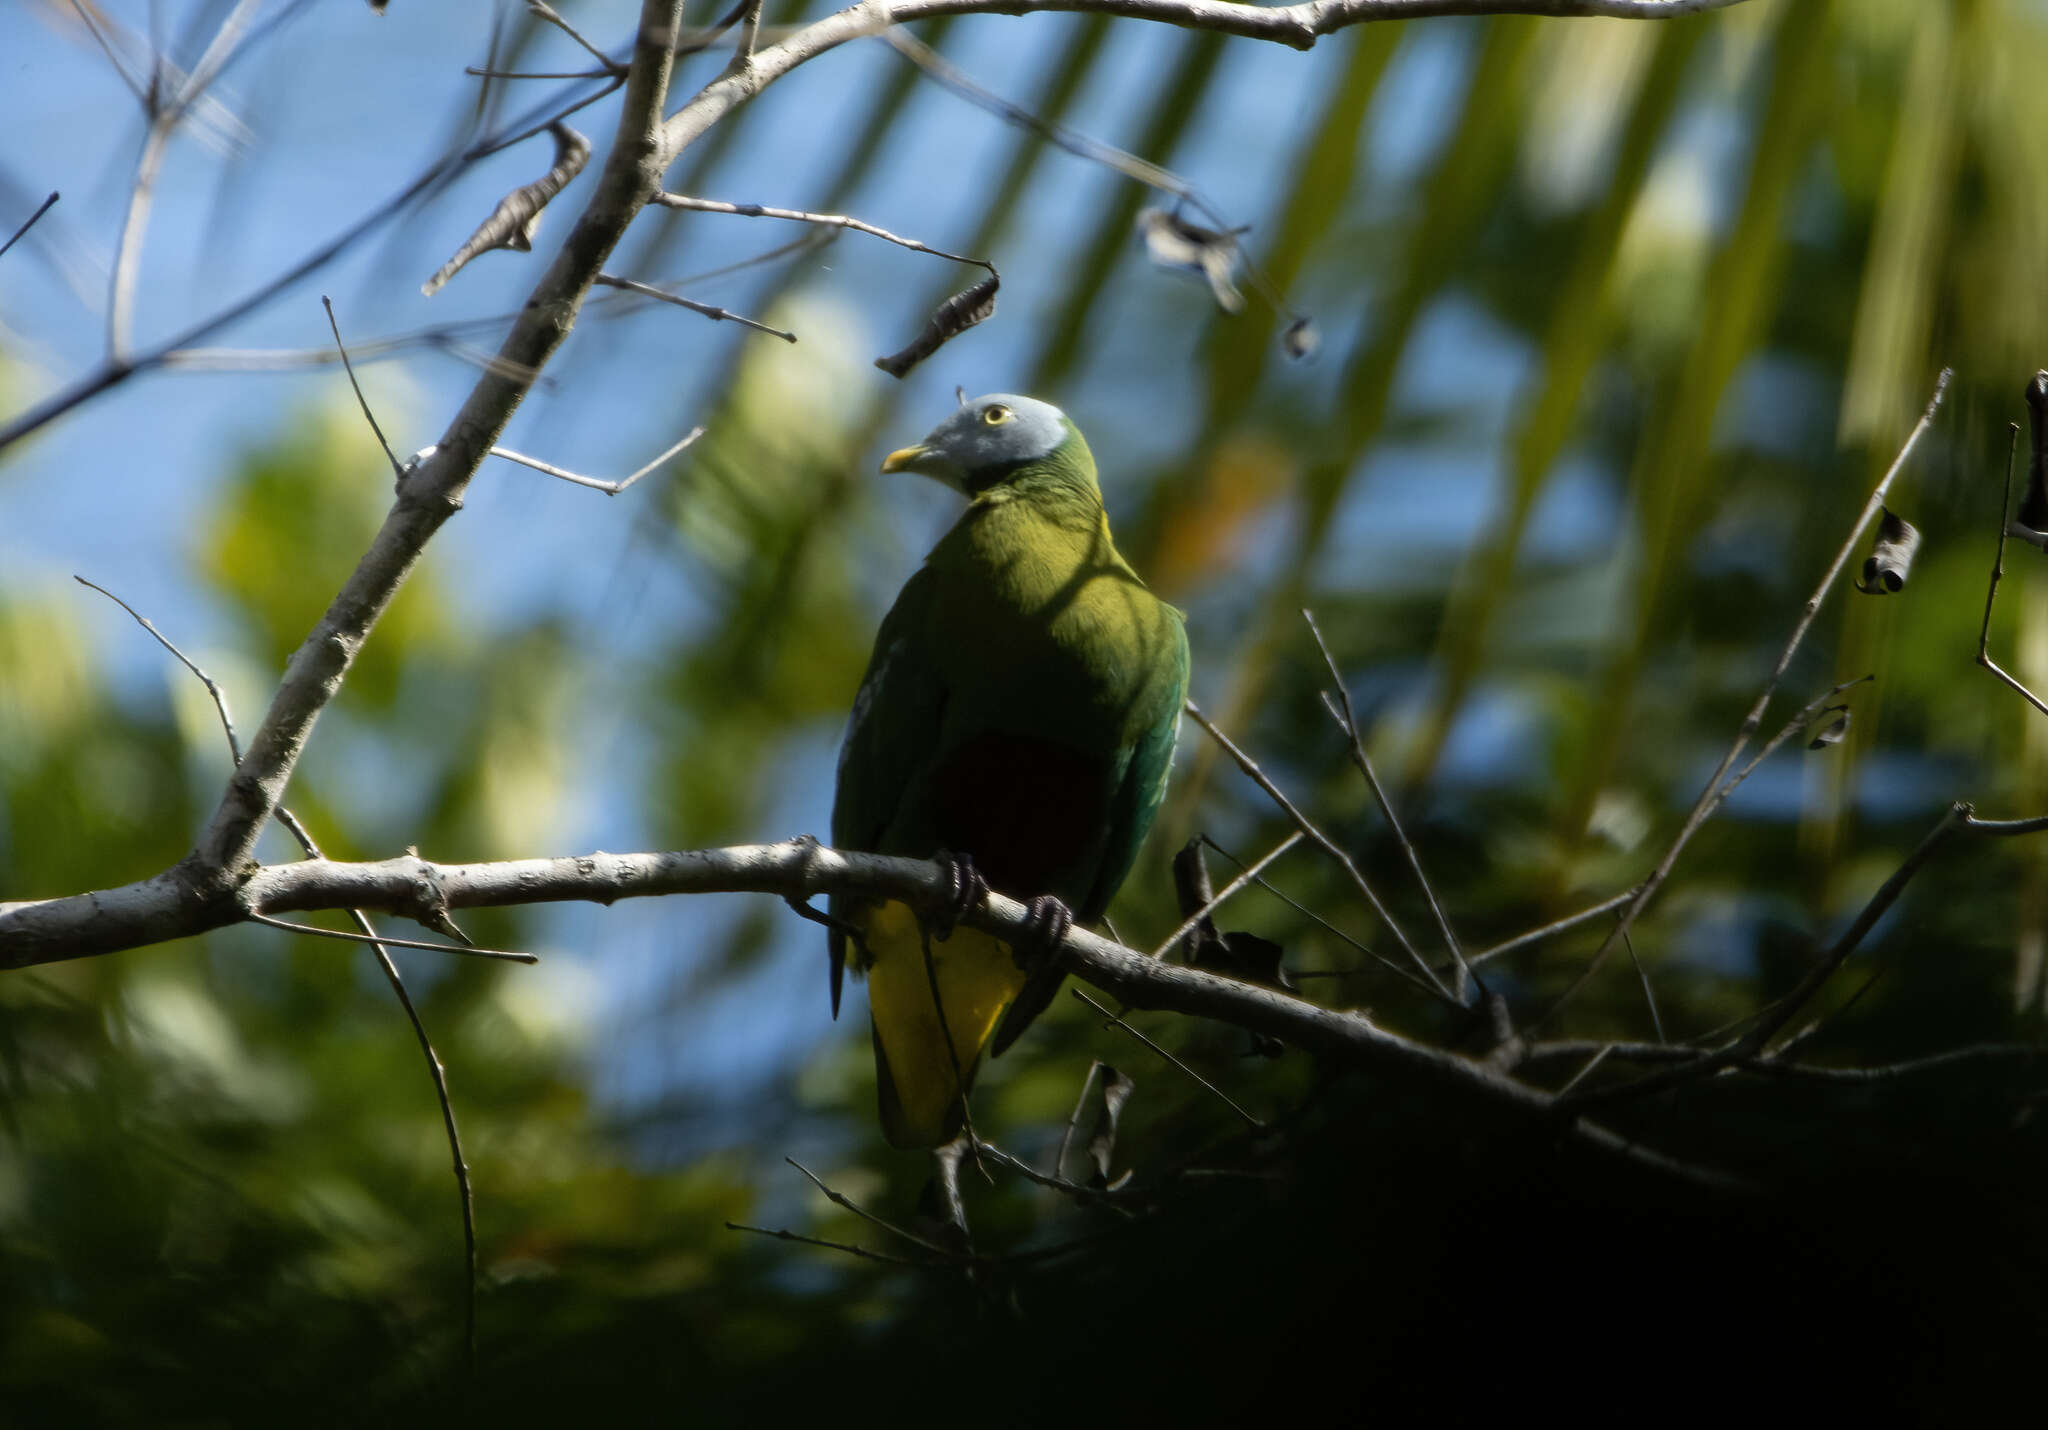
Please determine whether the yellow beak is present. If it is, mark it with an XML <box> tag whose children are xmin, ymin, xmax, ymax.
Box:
<box><xmin>880</xmin><ymin>445</ymin><xmax>926</xmax><ymax>475</ymax></box>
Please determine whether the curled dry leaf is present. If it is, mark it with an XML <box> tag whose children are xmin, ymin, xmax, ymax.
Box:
<box><xmin>873</xmin><ymin>271</ymin><xmax>998</xmax><ymax>378</ymax></box>
<box><xmin>423</xmin><ymin>123</ymin><xmax>591</xmax><ymax>297</ymax></box>
<box><xmin>1085</xmin><ymin>1064</ymin><xmax>1134</xmax><ymax>1189</ymax></box>
<box><xmin>1809</xmin><ymin>705</ymin><xmax>1852</xmax><ymax>749</ymax></box>
<box><xmin>1137</xmin><ymin>207</ymin><xmax>1243</xmax><ymax>314</ymax></box>
<box><xmin>1281</xmin><ymin>315</ymin><xmax>1319</xmax><ymax>361</ymax></box>
<box><xmin>1857</xmin><ymin>508</ymin><xmax>1921</xmax><ymax>594</ymax></box>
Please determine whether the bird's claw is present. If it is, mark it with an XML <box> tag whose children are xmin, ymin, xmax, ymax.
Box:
<box><xmin>928</xmin><ymin>850</ymin><xmax>988</xmax><ymax>941</ymax></box>
<box><xmin>1014</xmin><ymin>895</ymin><xmax>1074</xmax><ymax>972</ymax></box>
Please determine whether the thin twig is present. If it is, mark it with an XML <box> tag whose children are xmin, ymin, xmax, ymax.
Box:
<box><xmin>165</xmin><ymin>236</ymin><xmax>829</xmax><ymax>376</ymax></box>
<box><xmin>467</xmin><ymin>66</ymin><xmax>617</xmax><ymax>80</ymax></box>
<box><xmin>245</xmin><ymin>912</ymin><xmax>537</xmax><ymax>963</ymax></box>
<box><xmin>490</xmin><ymin>425</ymin><xmax>704</xmax><ymax>495</ymax></box>
<box><xmin>1620</xmin><ymin>927</ymin><xmax>1664</xmax><ymax>1044</ymax></box>
<box><xmin>593</xmin><ymin>272</ymin><xmax>796</xmax><ymax>340</ymax></box>
<box><xmin>1535</xmin><ymin>368</ymin><xmax>1951</xmax><ymax>1031</ymax></box>
<box><xmin>970</xmin><ymin>1138</ymin><xmax>1133</xmax><ymax>1207</ymax></box>
<box><xmin>464</xmin><ymin>75</ymin><xmax>623</xmax><ymax>161</ymax></box>
<box><xmin>733</xmin><ymin>0</ymin><xmax>766</xmax><ymax>65</ymax></box>
<box><xmin>527</xmin><ymin>0</ymin><xmax>628</xmax><ymax>73</ymax></box>
<box><xmin>0</xmin><ymin>191</ymin><xmax>58</xmax><ymax>262</ymax></box>
<box><xmin>1185</xmin><ymin>700</ymin><xmax>1450</xmax><ymax>1001</ymax></box>
<box><xmin>322</xmin><ymin>297</ymin><xmax>405</xmax><ymax>481</ymax></box>
<box><xmin>1072</xmin><ymin>988</ymin><xmax>1261</xmax><ymax>1127</ymax></box>
<box><xmin>1055</xmin><ymin>1060</ymin><xmax>1103</xmax><ymax>1182</ymax></box>
<box><xmin>1561</xmin><ymin>802</ymin><xmax>1972</xmax><ymax>1113</ymax></box>
<box><xmin>879</xmin><ymin>27</ymin><xmax>1292</xmax><ymax>318</ymax></box>
<box><xmin>73</xmin><ymin>573</ymin><xmax>483</xmax><ymax>1379</ymax></box>
<box><xmin>652</xmin><ymin>191</ymin><xmax>989</xmax><ymax>271</ymax></box>
<box><xmin>1198</xmin><ymin>835</ymin><xmax>1438</xmax><ymax>995</ymax></box>
<box><xmin>1553</xmin><ymin>1043</ymin><xmax>1616</xmax><ymax>1098</ymax></box>
<box><xmin>1707</xmin><ymin>674</ymin><xmax>1876</xmax><ymax>817</ymax></box>
<box><xmin>1303</xmin><ymin>609</ymin><xmax>1476</xmax><ymax>997</ymax></box>
<box><xmin>785</xmin><ymin>1158</ymin><xmax>954</xmax><ymax>1256</ymax></box>
<box><xmin>108</xmin><ymin>0</ymin><xmax>265</xmax><ymax>361</ymax></box>
<box><xmin>1469</xmin><ymin>889</ymin><xmax>1637</xmax><ymax>967</ymax></box>
<box><xmin>73</xmin><ymin>576</ymin><xmax>242</xmax><ymax>758</ymax></box>
<box><xmin>1149</xmin><ymin>830</ymin><xmax>1304</xmax><ymax>960</ymax></box>
<box><xmin>1977</xmin><ymin>424</ymin><xmax>2048</xmax><ymax>715</ymax></box>
<box><xmin>725</xmin><ymin>1221</ymin><xmax>936</xmax><ymax>1266</ymax></box>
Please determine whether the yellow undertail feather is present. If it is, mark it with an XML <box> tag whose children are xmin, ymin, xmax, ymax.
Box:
<box><xmin>858</xmin><ymin>900</ymin><xmax>1026</xmax><ymax>1148</ymax></box>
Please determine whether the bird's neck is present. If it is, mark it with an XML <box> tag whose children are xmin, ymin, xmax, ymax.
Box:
<box><xmin>936</xmin><ymin>478</ymin><xmax>1131</xmax><ymax>609</ymax></box>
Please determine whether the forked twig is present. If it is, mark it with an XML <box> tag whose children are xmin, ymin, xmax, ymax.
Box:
<box><xmin>490</xmin><ymin>425</ymin><xmax>705</xmax><ymax>495</ymax></box>
<box><xmin>1184</xmin><ymin>700</ymin><xmax>1450</xmax><ymax>1001</ymax></box>
<box><xmin>725</xmin><ymin>1221</ymin><xmax>933</xmax><ymax>1266</ymax></box>
<box><xmin>74</xmin><ymin>573</ymin><xmax>488</xmax><ymax>1378</ymax></box>
<box><xmin>1303</xmin><ymin>609</ymin><xmax>1477</xmax><ymax>998</ymax></box>
<box><xmin>786</xmin><ymin>1158</ymin><xmax>954</xmax><ymax>1257</ymax></box>
<box><xmin>1535</xmin><ymin>369</ymin><xmax>1951</xmax><ymax>1030</ymax></box>
<box><xmin>1149</xmin><ymin>830</ymin><xmax>1304</xmax><ymax>960</ymax></box>
<box><xmin>1073</xmin><ymin>989</ymin><xmax>1261</xmax><ymax>1128</ymax></box>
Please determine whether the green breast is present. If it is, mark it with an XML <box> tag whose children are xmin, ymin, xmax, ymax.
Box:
<box><xmin>928</xmin><ymin>494</ymin><xmax>1183</xmax><ymax>754</ymax></box>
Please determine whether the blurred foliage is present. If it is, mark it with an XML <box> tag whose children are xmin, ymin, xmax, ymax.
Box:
<box><xmin>7</xmin><ymin>0</ymin><xmax>2048</xmax><ymax>1420</ymax></box>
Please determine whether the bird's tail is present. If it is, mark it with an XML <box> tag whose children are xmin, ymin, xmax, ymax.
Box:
<box><xmin>860</xmin><ymin>900</ymin><xmax>1024</xmax><ymax>1148</ymax></box>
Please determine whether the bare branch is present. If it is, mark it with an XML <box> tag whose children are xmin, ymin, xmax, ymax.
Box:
<box><xmin>1533</xmin><ymin>368</ymin><xmax>1951</xmax><ymax>1031</ymax></box>
<box><xmin>1184</xmin><ymin>700</ymin><xmax>1450</xmax><ymax>1001</ymax></box>
<box><xmin>72</xmin><ymin>572</ymin><xmax>483</xmax><ymax>1380</ymax></box>
<box><xmin>1559</xmin><ymin>803</ymin><xmax>1972</xmax><ymax>1113</ymax></box>
<box><xmin>183</xmin><ymin>1</ymin><xmax>691</xmax><ymax>885</ymax></box>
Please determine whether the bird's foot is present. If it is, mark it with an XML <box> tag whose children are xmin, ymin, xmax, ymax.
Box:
<box><xmin>1012</xmin><ymin>895</ymin><xmax>1074</xmax><ymax>972</ymax></box>
<box><xmin>927</xmin><ymin>850</ymin><xmax>989</xmax><ymax>942</ymax></box>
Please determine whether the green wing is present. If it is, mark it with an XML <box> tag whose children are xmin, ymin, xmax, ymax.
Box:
<box><xmin>829</xmin><ymin>565</ymin><xmax>945</xmax><ymax>1016</ymax></box>
<box><xmin>990</xmin><ymin>612</ymin><xmax>1188</xmax><ymax>1057</ymax></box>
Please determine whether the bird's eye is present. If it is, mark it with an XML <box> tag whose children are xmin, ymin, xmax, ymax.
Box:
<box><xmin>981</xmin><ymin>404</ymin><xmax>1013</xmax><ymax>426</ymax></box>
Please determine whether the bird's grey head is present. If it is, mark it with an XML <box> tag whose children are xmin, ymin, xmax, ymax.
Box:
<box><xmin>880</xmin><ymin>393</ymin><xmax>1073</xmax><ymax>494</ymax></box>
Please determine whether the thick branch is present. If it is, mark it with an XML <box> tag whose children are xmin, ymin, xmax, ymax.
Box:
<box><xmin>658</xmin><ymin>0</ymin><xmax>1751</xmax><ymax>162</ymax></box>
<box><xmin>0</xmin><ymin>839</ymin><xmax>1750</xmax><ymax>1190</ymax></box>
